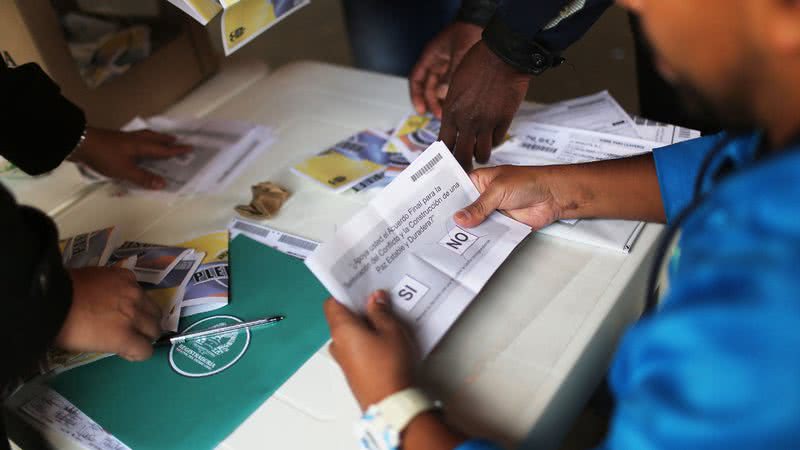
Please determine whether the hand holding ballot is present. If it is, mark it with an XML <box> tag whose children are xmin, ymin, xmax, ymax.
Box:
<box><xmin>56</xmin><ymin>267</ymin><xmax>162</xmax><ymax>362</ymax></box>
<box><xmin>324</xmin><ymin>292</ymin><xmax>417</xmax><ymax>410</ymax></box>
<box><xmin>455</xmin><ymin>165</ymin><xmax>564</xmax><ymax>231</ymax></box>
<box><xmin>306</xmin><ymin>141</ymin><xmax>530</xmax><ymax>355</ymax></box>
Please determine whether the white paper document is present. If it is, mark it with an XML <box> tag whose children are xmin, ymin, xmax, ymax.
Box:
<box><xmin>515</xmin><ymin>91</ymin><xmax>641</xmax><ymax>138</ymax></box>
<box><xmin>493</xmin><ymin>122</ymin><xmax>659</xmax><ymax>167</ymax></box>
<box><xmin>491</xmin><ymin>123</ymin><xmax>659</xmax><ymax>253</ymax></box>
<box><xmin>306</xmin><ymin>142</ymin><xmax>530</xmax><ymax>355</ymax></box>
<box><xmin>121</xmin><ymin>116</ymin><xmax>275</xmax><ymax>196</ymax></box>
<box><xmin>631</xmin><ymin>115</ymin><xmax>702</xmax><ymax>144</ymax></box>
<box><xmin>20</xmin><ymin>388</ymin><xmax>130</xmax><ymax>450</ymax></box>
<box><xmin>229</xmin><ymin>217</ymin><xmax>319</xmax><ymax>260</ymax></box>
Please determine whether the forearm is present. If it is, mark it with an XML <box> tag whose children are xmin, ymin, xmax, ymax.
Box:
<box><xmin>1</xmin><ymin>187</ymin><xmax>72</xmax><ymax>389</ymax></box>
<box><xmin>547</xmin><ymin>153</ymin><xmax>666</xmax><ymax>223</ymax></box>
<box><xmin>0</xmin><ymin>63</ymin><xmax>85</xmax><ymax>175</ymax></box>
<box><xmin>403</xmin><ymin>412</ymin><xmax>467</xmax><ymax>450</ymax></box>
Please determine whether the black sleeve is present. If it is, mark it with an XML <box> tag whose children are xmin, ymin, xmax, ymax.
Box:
<box><xmin>0</xmin><ymin>186</ymin><xmax>72</xmax><ymax>390</ymax></box>
<box><xmin>0</xmin><ymin>62</ymin><xmax>86</xmax><ymax>175</ymax></box>
<box><xmin>455</xmin><ymin>0</ymin><xmax>498</xmax><ymax>26</ymax></box>
<box><xmin>479</xmin><ymin>0</ymin><xmax>613</xmax><ymax>74</ymax></box>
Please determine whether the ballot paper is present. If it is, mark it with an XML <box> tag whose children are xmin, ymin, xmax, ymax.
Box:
<box><xmin>493</xmin><ymin>122</ymin><xmax>659</xmax><ymax>167</ymax></box>
<box><xmin>20</xmin><ymin>388</ymin><xmax>130</xmax><ymax>450</ymax></box>
<box><xmin>386</xmin><ymin>113</ymin><xmax>441</xmax><ymax>163</ymax></box>
<box><xmin>141</xmin><ymin>252</ymin><xmax>204</xmax><ymax>331</ymax></box>
<box><xmin>229</xmin><ymin>217</ymin><xmax>319</xmax><ymax>260</ymax></box>
<box><xmin>292</xmin><ymin>129</ymin><xmax>396</xmax><ymax>193</ymax></box>
<box><xmin>107</xmin><ymin>241</ymin><xmax>194</xmax><ymax>285</ymax></box>
<box><xmin>631</xmin><ymin>115</ymin><xmax>702</xmax><ymax>144</ymax></box>
<box><xmin>221</xmin><ymin>0</ymin><xmax>310</xmax><ymax>55</ymax></box>
<box><xmin>177</xmin><ymin>231</ymin><xmax>230</xmax><ymax>317</ymax></box>
<box><xmin>120</xmin><ymin>116</ymin><xmax>275</xmax><ymax>197</ymax></box>
<box><xmin>491</xmin><ymin>123</ymin><xmax>660</xmax><ymax>253</ymax></box>
<box><xmin>516</xmin><ymin>91</ymin><xmax>641</xmax><ymax>138</ymax></box>
<box><xmin>306</xmin><ymin>142</ymin><xmax>530</xmax><ymax>355</ymax></box>
<box><xmin>60</xmin><ymin>226</ymin><xmax>120</xmax><ymax>269</ymax></box>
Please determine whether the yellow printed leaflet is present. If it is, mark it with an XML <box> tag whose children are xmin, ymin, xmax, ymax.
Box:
<box><xmin>184</xmin><ymin>0</ymin><xmax>222</xmax><ymax>22</ymax></box>
<box><xmin>294</xmin><ymin>150</ymin><xmax>385</xmax><ymax>193</ymax></box>
<box><xmin>222</xmin><ymin>0</ymin><xmax>276</xmax><ymax>55</ymax></box>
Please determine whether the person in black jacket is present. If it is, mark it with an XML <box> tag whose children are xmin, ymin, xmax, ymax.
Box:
<box><xmin>410</xmin><ymin>0</ymin><xmax>613</xmax><ymax>170</ymax></box>
<box><xmin>1</xmin><ymin>58</ymin><xmax>184</xmax><ymax>445</ymax></box>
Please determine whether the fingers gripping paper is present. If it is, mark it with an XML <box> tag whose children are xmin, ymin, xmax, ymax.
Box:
<box><xmin>305</xmin><ymin>142</ymin><xmax>531</xmax><ymax>355</ymax></box>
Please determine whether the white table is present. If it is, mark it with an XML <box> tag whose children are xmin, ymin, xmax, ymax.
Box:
<box><xmin>10</xmin><ymin>61</ymin><xmax>662</xmax><ymax>450</ymax></box>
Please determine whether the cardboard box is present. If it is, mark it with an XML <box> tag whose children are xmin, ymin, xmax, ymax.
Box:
<box><xmin>0</xmin><ymin>0</ymin><xmax>218</xmax><ymax>128</ymax></box>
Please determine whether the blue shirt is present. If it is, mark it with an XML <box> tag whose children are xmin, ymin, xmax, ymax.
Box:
<box><xmin>458</xmin><ymin>132</ymin><xmax>800</xmax><ymax>450</ymax></box>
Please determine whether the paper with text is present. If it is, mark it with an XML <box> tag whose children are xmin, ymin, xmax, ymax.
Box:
<box><xmin>515</xmin><ymin>91</ymin><xmax>641</xmax><ymax>138</ymax></box>
<box><xmin>491</xmin><ymin>123</ymin><xmax>658</xmax><ymax>253</ymax></box>
<box><xmin>306</xmin><ymin>142</ymin><xmax>530</xmax><ymax>355</ymax></box>
<box><xmin>631</xmin><ymin>115</ymin><xmax>702</xmax><ymax>144</ymax></box>
<box><xmin>20</xmin><ymin>388</ymin><xmax>130</xmax><ymax>450</ymax></box>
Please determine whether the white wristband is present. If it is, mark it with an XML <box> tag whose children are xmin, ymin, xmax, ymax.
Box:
<box><xmin>355</xmin><ymin>388</ymin><xmax>437</xmax><ymax>450</ymax></box>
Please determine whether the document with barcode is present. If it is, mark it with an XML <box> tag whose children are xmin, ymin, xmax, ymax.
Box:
<box><xmin>228</xmin><ymin>217</ymin><xmax>319</xmax><ymax>260</ymax></box>
<box><xmin>305</xmin><ymin>142</ymin><xmax>530</xmax><ymax>355</ymax></box>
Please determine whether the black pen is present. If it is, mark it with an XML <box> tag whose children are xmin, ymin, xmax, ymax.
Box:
<box><xmin>155</xmin><ymin>315</ymin><xmax>285</xmax><ymax>346</ymax></box>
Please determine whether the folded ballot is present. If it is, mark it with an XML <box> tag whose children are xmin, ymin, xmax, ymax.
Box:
<box><xmin>305</xmin><ymin>142</ymin><xmax>530</xmax><ymax>355</ymax></box>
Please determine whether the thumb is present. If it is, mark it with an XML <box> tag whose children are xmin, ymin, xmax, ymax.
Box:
<box><xmin>454</xmin><ymin>183</ymin><xmax>505</xmax><ymax>228</ymax></box>
<box><xmin>365</xmin><ymin>291</ymin><xmax>400</xmax><ymax>334</ymax></box>
<box><xmin>126</xmin><ymin>166</ymin><xmax>166</xmax><ymax>190</ymax></box>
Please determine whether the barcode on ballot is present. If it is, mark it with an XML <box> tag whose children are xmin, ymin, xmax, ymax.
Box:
<box><xmin>521</xmin><ymin>142</ymin><xmax>558</xmax><ymax>153</ymax></box>
<box><xmin>410</xmin><ymin>153</ymin><xmax>443</xmax><ymax>182</ymax></box>
<box><xmin>278</xmin><ymin>234</ymin><xmax>318</xmax><ymax>251</ymax></box>
<box><xmin>678</xmin><ymin>127</ymin><xmax>691</xmax><ymax>139</ymax></box>
<box><xmin>233</xmin><ymin>221</ymin><xmax>270</xmax><ymax>238</ymax></box>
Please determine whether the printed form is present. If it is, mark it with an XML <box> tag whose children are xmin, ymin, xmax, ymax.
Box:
<box><xmin>306</xmin><ymin>142</ymin><xmax>530</xmax><ymax>355</ymax></box>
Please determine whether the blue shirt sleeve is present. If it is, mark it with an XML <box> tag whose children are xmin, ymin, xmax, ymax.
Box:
<box><xmin>456</xmin><ymin>439</ymin><xmax>505</xmax><ymax>450</ymax></box>
<box><xmin>652</xmin><ymin>134</ymin><xmax>726</xmax><ymax>223</ymax></box>
<box><xmin>601</xmin><ymin>209</ymin><xmax>800</xmax><ymax>449</ymax></box>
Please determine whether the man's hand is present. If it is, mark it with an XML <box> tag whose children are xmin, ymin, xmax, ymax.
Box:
<box><xmin>324</xmin><ymin>291</ymin><xmax>417</xmax><ymax>410</ymax></box>
<box><xmin>456</xmin><ymin>155</ymin><xmax>669</xmax><ymax>227</ymax></box>
<box><xmin>409</xmin><ymin>22</ymin><xmax>483</xmax><ymax>118</ymax></box>
<box><xmin>56</xmin><ymin>267</ymin><xmax>162</xmax><ymax>361</ymax></box>
<box><xmin>455</xmin><ymin>165</ymin><xmax>563</xmax><ymax>230</ymax></box>
<box><xmin>439</xmin><ymin>41</ymin><xmax>531</xmax><ymax>170</ymax></box>
<box><xmin>68</xmin><ymin>127</ymin><xmax>191</xmax><ymax>190</ymax></box>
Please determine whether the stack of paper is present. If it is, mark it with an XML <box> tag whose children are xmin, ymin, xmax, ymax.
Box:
<box><xmin>116</xmin><ymin>116</ymin><xmax>275</xmax><ymax>197</ymax></box>
<box><xmin>41</xmin><ymin>229</ymin><xmax>234</xmax><ymax>376</ymax></box>
<box><xmin>175</xmin><ymin>231</ymin><xmax>230</xmax><ymax>317</ymax></box>
<box><xmin>486</xmin><ymin>91</ymin><xmax>701</xmax><ymax>252</ymax></box>
<box><xmin>166</xmin><ymin>0</ymin><xmax>309</xmax><ymax>55</ymax></box>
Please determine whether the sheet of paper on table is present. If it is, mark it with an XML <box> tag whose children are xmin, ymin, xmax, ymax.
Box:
<box><xmin>229</xmin><ymin>217</ymin><xmax>319</xmax><ymax>260</ymax></box>
<box><xmin>491</xmin><ymin>122</ymin><xmax>661</xmax><ymax>252</ymax></box>
<box><xmin>114</xmin><ymin>116</ymin><xmax>275</xmax><ymax>197</ymax></box>
<box><xmin>291</xmin><ymin>129</ymin><xmax>396</xmax><ymax>193</ymax></box>
<box><xmin>305</xmin><ymin>141</ymin><xmax>530</xmax><ymax>355</ymax></box>
<box><xmin>515</xmin><ymin>90</ymin><xmax>701</xmax><ymax>145</ymax></box>
<box><xmin>516</xmin><ymin>90</ymin><xmax>641</xmax><ymax>138</ymax></box>
<box><xmin>631</xmin><ymin>114</ymin><xmax>702</xmax><ymax>144</ymax></box>
<box><xmin>19</xmin><ymin>388</ymin><xmax>130</xmax><ymax>450</ymax></box>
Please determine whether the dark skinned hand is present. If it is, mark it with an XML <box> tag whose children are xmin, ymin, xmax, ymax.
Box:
<box><xmin>409</xmin><ymin>22</ymin><xmax>483</xmax><ymax>118</ymax></box>
<box><xmin>439</xmin><ymin>40</ymin><xmax>532</xmax><ymax>170</ymax></box>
